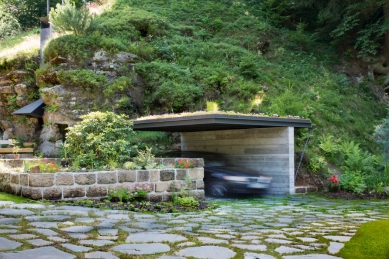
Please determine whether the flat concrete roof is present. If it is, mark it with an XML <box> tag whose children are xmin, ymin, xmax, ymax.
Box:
<box><xmin>133</xmin><ymin>113</ymin><xmax>311</xmax><ymax>132</ymax></box>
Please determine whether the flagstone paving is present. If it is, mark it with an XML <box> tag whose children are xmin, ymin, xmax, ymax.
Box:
<box><xmin>0</xmin><ymin>196</ymin><xmax>387</xmax><ymax>258</ymax></box>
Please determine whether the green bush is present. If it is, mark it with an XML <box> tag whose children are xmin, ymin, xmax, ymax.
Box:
<box><xmin>339</xmin><ymin>219</ymin><xmax>389</xmax><ymax>259</ymax></box>
<box><xmin>0</xmin><ymin>7</ymin><xmax>20</xmax><ymax>40</ymax></box>
<box><xmin>57</xmin><ymin>69</ymin><xmax>107</xmax><ymax>91</ymax></box>
<box><xmin>174</xmin><ymin>196</ymin><xmax>199</xmax><ymax>207</ymax></box>
<box><xmin>155</xmin><ymin>81</ymin><xmax>203</xmax><ymax>112</ymax></box>
<box><xmin>339</xmin><ymin>171</ymin><xmax>367</xmax><ymax>194</ymax></box>
<box><xmin>49</xmin><ymin>0</ymin><xmax>99</xmax><ymax>35</ymax></box>
<box><xmin>65</xmin><ymin>111</ymin><xmax>136</xmax><ymax>168</ymax></box>
<box><xmin>98</xmin><ymin>8</ymin><xmax>168</xmax><ymax>39</ymax></box>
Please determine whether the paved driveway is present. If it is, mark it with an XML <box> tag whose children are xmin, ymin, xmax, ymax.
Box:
<box><xmin>0</xmin><ymin>195</ymin><xmax>387</xmax><ymax>259</ymax></box>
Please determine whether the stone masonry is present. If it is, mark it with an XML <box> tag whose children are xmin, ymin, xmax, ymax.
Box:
<box><xmin>0</xmin><ymin>158</ymin><xmax>204</xmax><ymax>201</ymax></box>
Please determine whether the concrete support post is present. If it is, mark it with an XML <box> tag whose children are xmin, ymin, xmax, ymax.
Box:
<box><xmin>287</xmin><ymin>127</ymin><xmax>295</xmax><ymax>194</ymax></box>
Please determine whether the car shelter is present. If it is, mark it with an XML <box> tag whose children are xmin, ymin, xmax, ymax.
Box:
<box><xmin>133</xmin><ymin>113</ymin><xmax>312</xmax><ymax>195</ymax></box>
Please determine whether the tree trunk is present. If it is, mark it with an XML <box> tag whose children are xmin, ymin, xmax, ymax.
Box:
<box><xmin>383</xmin><ymin>1</ymin><xmax>389</xmax><ymax>61</ymax></box>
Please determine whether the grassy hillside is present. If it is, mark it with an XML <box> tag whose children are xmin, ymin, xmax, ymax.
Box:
<box><xmin>2</xmin><ymin>0</ymin><xmax>388</xmax><ymax>188</ymax></box>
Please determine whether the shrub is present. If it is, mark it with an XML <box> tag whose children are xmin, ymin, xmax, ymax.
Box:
<box><xmin>339</xmin><ymin>171</ymin><xmax>367</xmax><ymax>194</ymax></box>
<box><xmin>155</xmin><ymin>81</ymin><xmax>203</xmax><ymax>112</ymax></box>
<box><xmin>66</xmin><ymin>111</ymin><xmax>136</xmax><ymax>168</ymax></box>
<box><xmin>57</xmin><ymin>69</ymin><xmax>107</xmax><ymax>91</ymax></box>
<box><xmin>0</xmin><ymin>7</ymin><xmax>20</xmax><ymax>40</ymax></box>
<box><xmin>98</xmin><ymin>8</ymin><xmax>168</xmax><ymax>39</ymax></box>
<box><xmin>49</xmin><ymin>0</ymin><xmax>99</xmax><ymax>35</ymax></box>
<box><xmin>132</xmin><ymin>146</ymin><xmax>156</xmax><ymax>169</ymax></box>
<box><xmin>174</xmin><ymin>196</ymin><xmax>199</xmax><ymax>207</ymax></box>
<box><xmin>108</xmin><ymin>183</ymin><xmax>151</xmax><ymax>202</ymax></box>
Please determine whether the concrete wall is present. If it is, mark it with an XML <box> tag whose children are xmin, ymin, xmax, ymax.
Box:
<box><xmin>181</xmin><ymin>127</ymin><xmax>295</xmax><ymax>194</ymax></box>
<box><xmin>0</xmin><ymin>158</ymin><xmax>205</xmax><ymax>201</ymax></box>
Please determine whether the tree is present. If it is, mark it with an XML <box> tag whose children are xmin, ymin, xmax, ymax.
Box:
<box><xmin>49</xmin><ymin>0</ymin><xmax>98</xmax><ymax>35</ymax></box>
<box><xmin>0</xmin><ymin>0</ymin><xmax>96</xmax><ymax>30</ymax></box>
<box><xmin>374</xmin><ymin>105</ymin><xmax>389</xmax><ymax>160</ymax></box>
<box><xmin>0</xmin><ymin>6</ymin><xmax>20</xmax><ymax>40</ymax></box>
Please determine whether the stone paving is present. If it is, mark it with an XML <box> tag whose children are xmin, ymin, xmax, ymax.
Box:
<box><xmin>0</xmin><ymin>196</ymin><xmax>387</xmax><ymax>258</ymax></box>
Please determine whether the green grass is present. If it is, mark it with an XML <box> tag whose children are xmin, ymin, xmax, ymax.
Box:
<box><xmin>0</xmin><ymin>192</ymin><xmax>32</xmax><ymax>203</ymax></box>
<box><xmin>339</xmin><ymin>219</ymin><xmax>389</xmax><ymax>259</ymax></box>
<box><xmin>0</xmin><ymin>29</ymin><xmax>39</xmax><ymax>49</ymax></box>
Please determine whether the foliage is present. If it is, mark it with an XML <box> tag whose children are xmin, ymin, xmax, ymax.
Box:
<box><xmin>49</xmin><ymin>0</ymin><xmax>98</xmax><ymax>36</ymax></box>
<box><xmin>339</xmin><ymin>219</ymin><xmax>389</xmax><ymax>259</ymax></box>
<box><xmin>108</xmin><ymin>184</ymin><xmax>133</xmax><ymax>203</ymax></box>
<box><xmin>0</xmin><ymin>0</ymin><xmax>61</xmax><ymax>30</ymax></box>
<box><xmin>0</xmin><ymin>7</ymin><xmax>20</xmax><ymax>40</ymax></box>
<box><xmin>155</xmin><ymin>81</ymin><xmax>203</xmax><ymax>113</ymax></box>
<box><xmin>66</xmin><ymin>111</ymin><xmax>136</xmax><ymax>168</ymax></box>
<box><xmin>103</xmin><ymin>76</ymin><xmax>132</xmax><ymax>97</ymax></box>
<box><xmin>128</xmin><ymin>131</ymin><xmax>172</xmax><ymax>156</ymax></box>
<box><xmin>173</xmin><ymin>196</ymin><xmax>199</xmax><ymax>207</ymax></box>
<box><xmin>339</xmin><ymin>171</ymin><xmax>367</xmax><ymax>194</ymax></box>
<box><xmin>309</xmin><ymin>154</ymin><xmax>326</xmax><ymax>173</ymax></box>
<box><xmin>43</xmin><ymin>34</ymin><xmax>128</xmax><ymax>63</ymax></box>
<box><xmin>57</xmin><ymin>69</ymin><xmax>107</xmax><ymax>91</ymax></box>
<box><xmin>108</xmin><ymin>183</ymin><xmax>151</xmax><ymax>202</ymax></box>
<box><xmin>97</xmin><ymin>8</ymin><xmax>169</xmax><ymax>39</ymax></box>
<box><xmin>44</xmin><ymin>105</ymin><xmax>59</xmax><ymax>112</ymax></box>
<box><xmin>132</xmin><ymin>146</ymin><xmax>155</xmax><ymax>169</ymax></box>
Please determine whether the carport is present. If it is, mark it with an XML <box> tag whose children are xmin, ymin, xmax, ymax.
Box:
<box><xmin>133</xmin><ymin>113</ymin><xmax>312</xmax><ymax>194</ymax></box>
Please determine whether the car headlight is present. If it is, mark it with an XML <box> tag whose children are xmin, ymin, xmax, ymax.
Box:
<box><xmin>222</xmin><ymin>176</ymin><xmax>249</xmax><ymax>181</ymax></box>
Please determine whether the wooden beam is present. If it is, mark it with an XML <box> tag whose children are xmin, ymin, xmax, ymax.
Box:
<box><xmin>0</xmin><ymin>148</ymin><xmax>34</xmax><ymax>153</ymax></box>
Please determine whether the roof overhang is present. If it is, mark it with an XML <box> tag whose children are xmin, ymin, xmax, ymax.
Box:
<box><xmin>12</xmin><ymin>99</ymin><xmax>45</xmax><ymax>118</ymax></box>
<box><xmin>133</xmin><ymin>113</ymin><xmax>312</xmax><ymax>132</ymax></box>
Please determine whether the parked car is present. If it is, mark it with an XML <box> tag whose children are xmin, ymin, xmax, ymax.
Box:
<box><xmin>204</xmin><ymin>165</ymin><xmax>272</xmax><ymax>197</ymax></box>
<box><xmin>165</xmin><ymin>151</ymin><xmax>272</xmax><ymax>197</ymax></box>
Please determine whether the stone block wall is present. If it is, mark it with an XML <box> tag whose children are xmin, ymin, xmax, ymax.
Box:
<box><xmin>0</xmin><ymin>158</ymin><xmax>205</xmax><ymax>201</ymax></box>
<box><xmin>181</xmin><ymin>127</ymin><xmax>295</xmax><ymax>194</ymax></box>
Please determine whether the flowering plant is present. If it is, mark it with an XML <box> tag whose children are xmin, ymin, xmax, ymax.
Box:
<box><xmin>29</xmin><ymin>158</ymin><xmax>61</xmax><ymax>173</ymax></box>
<box><xmin>134</xmin><ymin>183</ymin><xmax>151</xmax><ymax>198</ymax></box>
<box><xmin>327</xmin><ymin>175</ymin><xmax>340</xmax><ymax>192</ymax></box>
<box><xmin>175</xmin><ymin>158</ymin><xmax>195</xmax><ymax>169</ymax></box>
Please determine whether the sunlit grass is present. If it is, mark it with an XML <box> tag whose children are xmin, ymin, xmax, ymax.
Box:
<box><xmin>0</xmin><ymin>29</ymin><xmax>40</xmax><ymax>61</ymax></box>
<box><xmin>0</xmin><ymin>192</ymin><xmax>31</xmax><ymax>203</ymax></box>
<box><xmin>339</xmin><ymin>219</ymin><xmax>389</xmax><ymax>259</ymax></box>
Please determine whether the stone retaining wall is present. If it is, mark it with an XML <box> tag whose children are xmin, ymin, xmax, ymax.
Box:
<box><xmin>0</xmin><ymin>158</ymin><xmax>205</xmax><ymax>202</ymax></box>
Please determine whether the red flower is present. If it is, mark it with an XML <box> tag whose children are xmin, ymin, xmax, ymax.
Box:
<box><xmin>327</xmin><ymin>175</ymin><xmax>339</xmax><ymax>184</ymax></box>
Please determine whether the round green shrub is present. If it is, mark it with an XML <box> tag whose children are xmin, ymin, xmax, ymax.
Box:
<box><xmin>66</xmin><ymin>111</ymin><xmax>136</xmax><ymax>168</ymax></box>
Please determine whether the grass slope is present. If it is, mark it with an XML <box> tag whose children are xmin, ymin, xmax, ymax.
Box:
<box><xmin>339</xmin><ymin>219</ymin><xmax>389</xmax><ymax>259</ymax></box>
<box><xmin>2</xmin><ymin>0</ymin><xmax>388</xmax><ymax>175</ymax></box>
